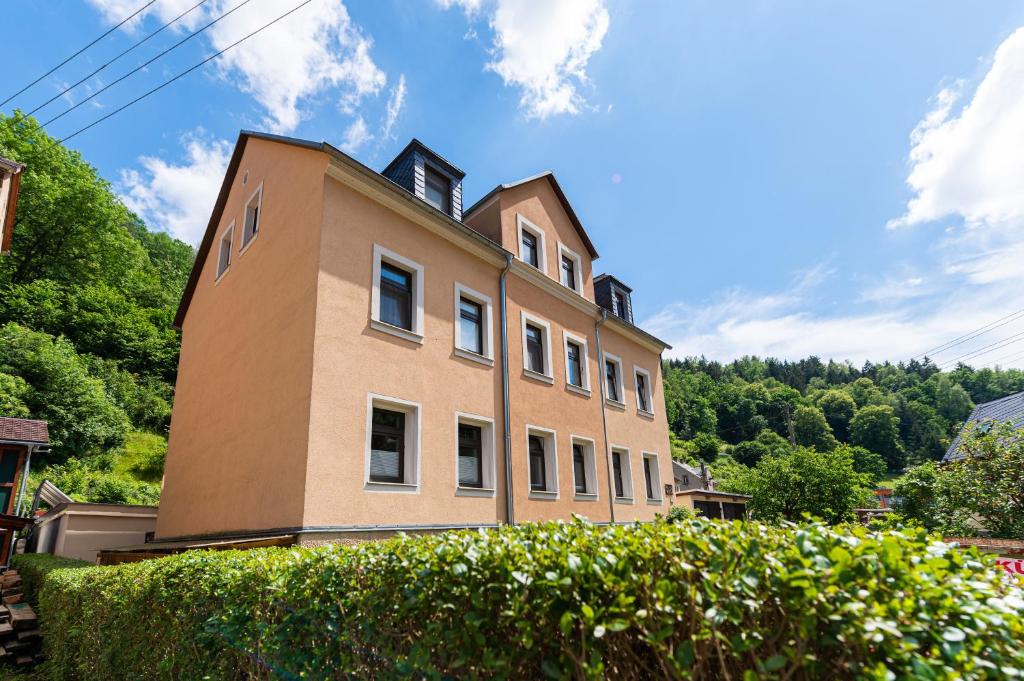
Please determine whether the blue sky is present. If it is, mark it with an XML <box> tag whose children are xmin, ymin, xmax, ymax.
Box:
<box><xmin>4</xmin><ymin>1</ymin><xmax>1024</xmax><ymax>367</ymax></box>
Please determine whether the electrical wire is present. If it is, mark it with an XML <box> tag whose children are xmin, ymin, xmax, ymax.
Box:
<box><xmin>910</xmin><ymin>307</ymin><xmax>1024</xmax><ymax>362</ymax></box>
<box><xmin>938</xmin><ymin>332</ymin><xmax>1024</xmax><ymax>369</ymax></box>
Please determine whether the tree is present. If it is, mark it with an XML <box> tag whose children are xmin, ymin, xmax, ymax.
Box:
<box><xmin>892</xmin><ymin>462</ymin><xmax>942</xmax><ymax>531</ymax></box>
<box><xmin>709</xmin><ymin>455</ymin><xmax>753</xmax><ymax>494</ymax></box>
<box><xmin>0</xmin><ymin>373</ymin><xmax>31</xmax><ymax>417</ymax></box>
<box><xmin>793</xmin><ymin>405</ymin><xmax>838</xmax><ymax>452</ymax></box>
<box><xmin>687</xmin><ymin>432</ymin><xmax>721</xmax><ymax>463</ymax></box>
<box><xmin>850</xmin><ymin>405</ymin><xmax>904</xmax><ymax>471</ymax></box>
<box><xmin>845</xmin><ymin>377</ymin><xmax>886</xmax><ymax>409</ymax></box>
<box><xmin>848</xmin><ymin>446</ymin><xmax>887</xmax><ymax>487</ymax></box>
<box><xmin>745</xmin><ymin>447</ymin><xmax>870</xmax><ymax>524</ymax></box>
<box><xmin>815</xmin><ymin>390</ymin><xmax>856</xmax><ymax>441</ymax></box>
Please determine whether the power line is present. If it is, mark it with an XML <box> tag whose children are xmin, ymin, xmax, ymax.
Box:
<box><xmin>23</xmin><ymin>0</ymin><xmax>213</xmax><ymax>120</ymax></box>
<box><xmin>911</xmin><ymin>307</ymin><xmax>1024</xmax><ymax>361</ymax></box>
<box><xmin>938</xmin><ymin>332</ymin><xmax>1024</xmax><ymax>369</ymax></box>
<box><xmin>42</xmin><ymin>0</ymin><xmax>257</xmax><ymax>129</ymax></box>
<box><xmin>52</xmin><ymin>0</ymin><xmax>317</xmax><ymax>148</ymax></box>
<box><xmin>0</xmin><ymin>0</ymin><xmax>158</xmax><ymax>108</ymax></box>
<box><xmin>982</xmin><ymin>348</ymin><xmax>1024</xmax><ymax>370</ymax></box>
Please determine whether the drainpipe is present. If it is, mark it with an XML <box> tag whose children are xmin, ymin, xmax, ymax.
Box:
<box><xmin>14</xmin><ymin>445</ymin><xmax>37</xmax><ymax>516</ymax></box>
<box><xmin>594</xmin><ymin>310</ymin><xmax>616</xmax><ymax>524</ymax></box>
<box><xmin>499</xmin><ymin>253</ymin><xmax>515</xmax><ymax>525</ymax></box>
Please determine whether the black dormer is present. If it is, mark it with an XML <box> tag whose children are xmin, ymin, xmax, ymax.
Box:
<box><xmin>381</xmin><ymin>139</ymin><xmax>465</xmax><ymax>220</ymax></box>
<box><xmin>594</xmin><ymin>274</ymin><xmax>634</xmax><ymax>324</ymax></box>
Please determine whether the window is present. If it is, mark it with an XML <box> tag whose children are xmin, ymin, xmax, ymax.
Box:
<box><xmin>365</xmin><ymin>394</ymin><xmax>420</xmax><ymax>490</ymax></box>
<box><xmin>520</xmin><ymin>312</ymin><xmax>553</xmax><ymax>382</ymax></box>
<box><xmin>570</xmin><ymin>436</ymin><xmax>597</xmax><ymax>498</ymax></box>
<box><xmin>455</xmin><ymin>413</ymin><xmax>496</xmax><ymax>495</ymax></box>
<box><xmin>516</xmin><ymin>214</ymin><xmax>547</xmax><ymax>273</ymax></box>
<box><xmin>453</xmin><ymin>283</ymin><xmax>494</xmax><ymax>365</ymax></box>
<box><xmin>526</xmin><ymin>426</ymin><xmax>558</xmax><ymax>497</ymax></box>
<box><xmin>216</xmin><ymin>222</ymin><xmax>234</xmax><ymax>279</ymax></box>
<box><xmin>424</xmin><ymin>166</ymin><xmax>451</xmax><ymax>214</ymax></box>
<box><xmin>634</xmin><ymin>366</ymin><xmax>654</xmax><ymax>415</ymax></box>
<box><xmin>642</xmin><ymin>452</ymin><xmax>662</xmax><ymax>502</ymax></box>
<box><xmin>611</xmin><ymin>447</ymin><xmax>633</xmax><ymax>501</ymax></box>
<box><xmin>557</xmin><ymin>243</ymin><xmax>583</xmax><ymax>294</ymax></box>
<box><xmin>241</xmin><ymin>182</ymin><xmax>262</xmax><ymax>249</ymax></box>
<box><xmin>612</xmin><ymin>290</ymin><xmax>627</xmax><ymax>319</ymax></box>
<box><xmin>562</xmin><ymin>331</ymin><xmax>590</xmax><ymax>394</ymax></box>
<box><xmin>604</xmin><ymin>353</ymin><xmax>624</xmax><ymax>405</ymax></box>
<box><xmin>371</xmin><ymin>245</ymin><xmax>425</xmax><ymax>343</ymax></box>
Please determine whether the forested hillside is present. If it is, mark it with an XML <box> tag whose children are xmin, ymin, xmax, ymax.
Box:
<box><xmin>663</xmin><ymin>355</ymin><xmax>1024</xmax><ymax>475</ymax></box>
<box><xmin>0</xmin><ymin>113</ymin><xmax>194</xmax><ymax>503</ymax></box>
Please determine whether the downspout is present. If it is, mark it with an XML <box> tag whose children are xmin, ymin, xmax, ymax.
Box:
<box><xmin>499</xmin><ymin>253</ymin><xmax>515</xmax><ymax>525</ymax></box>
<box><xmin>594</xmin><ymin>310</ymin><xmax>616</xmax><ymax>524</ymax></box>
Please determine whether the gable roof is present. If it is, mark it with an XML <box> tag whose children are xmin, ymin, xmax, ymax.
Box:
<box><xmin>463</xmin><ymin>171</ymin><xmax>599</xmax><ymax>260</ymax></box>
<box><xmin>0</xmin><ymin>417</ymin><xmax>49</xmax><ymax>444</ymax></box>
<box><xmin>943</xmin><ymin>390</ymin><xmax>1024</xmax><ymax>462</ymax></box>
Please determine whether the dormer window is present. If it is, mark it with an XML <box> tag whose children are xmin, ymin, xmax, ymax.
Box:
<box><xmin>522</xmin><ymin>230</ymin><xmax>539</xmax><ymax>268</ymax></box>
<box><xmin>612</xmin><ymin>290</ymin><xmax>626</xmax><ymax>318</ymax></box>
<box><xmin>594</xmin><ymin>275</ymin><xmax>634</xmax><ymax>324</ymax></box>
<box><xmin>424</xmin><ymin>166</ymin><xmax>451</xmax><ymax>214</ymax></box>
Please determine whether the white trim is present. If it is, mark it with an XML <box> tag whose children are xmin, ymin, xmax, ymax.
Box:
<box><xmin>215</xmin><ymin>221</ymin><xmax>234</xmax><ymax>283</ymax></box>
<box><xmin>641</xmin><ymin>451</ymin><xmax>664</xmax><ymax>504</ymax></box>
<box><xmin>516</xmin><ymin>213</ymin><xmax>548</xmax><ymax>274</ymax></box>
<box><xmin>454</xmin><ymin>412</ymin><xmax>497</xmax><ymax>497</ymax></box>
<box><xmin>520</xmin><ymin>310</ymin><xmax>554</xmax><ymax>380</ymax></box>
<box><xmin>570</xmin><ymin>435</ymin><xmax>599</xmax><ymax>499</ymax></box>
<box><xmin>633</xmin><ymin>365</ymin><xmax>655</xmax><ymax>417</ymax></box>
<box><xmin>603</xmin><ymin>352</ymin><xmax>626</xmax><ymax>407</ymax></box>
<box><xmin>453</xmin><ymin>282</ymin><xmax>495</xmax><ymax>363</ymax></box>
<box><xmin>239</xmin><ymin>181</ymin><xmax>263</xmax><ymax>254</ymax></box>
<box><xmin>562</xmin><ymin>330</ymin><xmax>591</xmax><ymax>394</ymax></box>
<box><xmin>525</xmin><ymin>424</ymin><xmax>559</xmax><ymax>498</ymax></box>
<box><xmin>371</xmin><ymin>244</ymin><xmax>425</xmax><ymax>344</ymax></box>
<box><xmin>364</xmin><ymin>393</ymin><xmax>421</xmax><ymax>493</ymax></box>
<box><xmin>610</xmin><ymin>445</ymin><xmax>634</xmax><ymax>503</ymax></box>
<box><xmin>557</xmin><ymin>242</ymin><xmax>584</xmax><ymax>294</ymax></box>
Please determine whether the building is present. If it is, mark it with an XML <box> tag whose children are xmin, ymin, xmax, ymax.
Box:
<box><xmin>670</xmin><ymin>459</ymin><xmax>749</xmax><ymax>519</ymax></box>
<box><xmin>0</xmin><ymin>155</ymin><xmax>24</xmax><ymax>255</ymax></box>
<box><xmin>943</xmin><ymin>390</ymin><xmax>1024</xmax><ymax>462</ymax></box>
<box><xmin>0</xmin><ymin>417</ymin><xmax>49</xmax><ymax>565</ymax></box>
<box><xmin>154</xmin><ymin>132</ymin><xmax>675</xmax><ymax>544</ymax></box>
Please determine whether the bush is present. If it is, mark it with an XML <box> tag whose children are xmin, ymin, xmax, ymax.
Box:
<box><xmin>13</xmin><ymin>519</ymin><xmax>1024</xmax><ymax>680</ymax></box>
<box><xmin>9</xmin><ymin>553</ymin><xmax>90</xmax><ymax>605</ymax></box>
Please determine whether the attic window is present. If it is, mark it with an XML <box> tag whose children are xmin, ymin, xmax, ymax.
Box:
<box><xmin>241</xmin><ymin>182</ymin><xmax>263</xmax><ymax>250</ymax></box>
<box><xmin>612</xmin><ymin>290</ymin><xmax>627</xmax><ymax>319</ymax></box>
<box><xmin>216</xmin><ymin>222</ymin><xmax>234</xmax><ymax>280</ymax></box>
<box><xmin>424</xmin><ymin>166</ymin><xmax>451</xmax><ymax>214</ymax></box>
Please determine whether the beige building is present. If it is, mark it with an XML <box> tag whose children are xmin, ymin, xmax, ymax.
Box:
<box><xmin>156</xmin><ymin>133</ymin><xmax>675</xmax><ymax>543</ymax></box>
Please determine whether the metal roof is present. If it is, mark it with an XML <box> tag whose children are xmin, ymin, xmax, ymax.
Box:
<box><xmin>0</xmin><ymin>417</ymin><xmax>49</xmax><ymax>445</ymax></box>
<box><xmin>943</xmin><ymin>390</ymin><xmax>1024</xmax><ymax>462</ymax></box>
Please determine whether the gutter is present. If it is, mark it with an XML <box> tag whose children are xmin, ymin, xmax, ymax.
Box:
<box><xmin>499</xmin><ymin>253</ymin><xmax>515</xmax><ymax>525</ymax></box>
<box><xmin>594</xmin><ymin>310</ymin><xmax>615</xmax><ymax>524</ymax></box>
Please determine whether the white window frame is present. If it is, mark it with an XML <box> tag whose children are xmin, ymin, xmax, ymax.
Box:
<box><xmin>603</xmin><ymin>352</ymin><xmax>626</xmax><ymax>408</ymax></box>
<box><xmin>570</xmin><ymin>435</ymin><xmax>598</xmax><ymax>500</ymax></box>
<box><xmin>557</xmin><ymin>242</ymin><xmax>584</xmax><ymax>295</ymax></box>
<box><xmin>453</xmin><ymin>283</ymin><xmax>494</xmax><ymax>366</ymax></box>
<box><xmin>633</xmin><ymin>365</ymin><xmax>654</xmax><ymax>417</ymax></box>
<box><xmin>370</xmin><ymin>244</ymin><xmax>425</xmax><ymax>344</ymax></box>
<box><xmin>215</xmin><ymin>221</ymin><xmax>234</xmax><ymax>282</ymax></box>
<box><xmin>516</xmin><ymin>214</ymin><xmax>547</xmax><ymax>274</ymax></box>
<box><xmin>642</xmin><ymin>452</ymin><xmax>664</xmax><ymax>504</ymax></box>
<box><xmin>454</xmin><ymin>412</ymin><xmax>497</xmax><ymax>497</ymax></box>
<box><xmin>562</xmin><ymin>330</ymin><xmax>591</xmax><ymax>397</ymax></box>
<box><xmin>520</xmin><ymin>310</ymin><xmax>554</xmax><ymax>384</ymax></box>
<box><xmin>526</xmin><ymin>425</ymin><xmax>559</xmax><ymax>499</ymax></box>
<box><xmin>611</xmin><ymin>446</ymin><xmax>634</xmax><ymax>503</ymax></box>
<box><xmin>239</xmin><ymin>181</ymin><xmax>263</xmax><ymax>253</ymax></box>
<box><xmin>364</xmin><ymin>393</ymin><xmax>421</xmax><ymax>493</ymax></box>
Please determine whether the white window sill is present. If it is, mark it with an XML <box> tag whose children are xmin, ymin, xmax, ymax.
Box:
<box><xmin>214</xmin><ymin>268</ymin><xmax>230</xmax><ymax>285</ymax></box>
<box><xmin>574</xmin><ymin>492</ymin><xmax>599</xmax><ymax>502</ymax></box>
<box><xmin>370</xmin><ymin>319</ymin><xmax>424</xmax><ymax>345</ymax></box>
<box><xmin>566</xmin><ymin>383</ymin><xmax>591</xmax><ymax>398</ymax></box>
<box><xmin>528</xmin><ymin>489</ymin><xmax>558</xmax><ymax>500</ymax></box>
<box><xmin>605</xmin><ymin>398</ymin><xmax>627</xmax><ymax>410</ymax></box>
<box><xmin>523</xmin><ymin>369</ymin><xmax>554</xmax><ymax>385</ymax></box>
<box><xmin>454</xmin><ymin>348</ymin><xmax>494</xmax><ymax>367</ymax></box>
<box><xmin>455</xmin><ymin>485</ymin><xmax>496</xmax><ymax>498</ymax></box>
<box><xmin>646</xmin><ymin>498</ymin><xmax>664</xmax><ymax>506</ymax></box>
<box><xmin>364</xmin><ymin>480</ymin><xmax>419</xmax><ymax>494</ymax></box>
<box><xmin>238</xmin><ymin>234</ymin><xmax>257</xmax><ymax>257</ymax></box>
<box><xmin>638</xmin><ymin>409</ymin><xmax>655</xmax><ymax>419</ymax></box>
<box><xmin>613</xmin><ymin>496</ymin><xmax>634</xmax><ymax>505</ymax></box>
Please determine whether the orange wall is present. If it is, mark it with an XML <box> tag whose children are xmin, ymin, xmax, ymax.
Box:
<box><xmin>156</xmin><ymin>139</ymin><xmax>327</xmax><ymax>538</ymax></box>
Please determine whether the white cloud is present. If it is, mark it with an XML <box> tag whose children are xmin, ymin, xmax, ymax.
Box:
<box><xmin>86</xmin><ymin>0</ymin><xmax>387</xmax><ymax>133</ymax></box>
<box><xmin>438</xmin><ymin>0</ymin><xmax>610</xmax><ymax>118</ymax></box>
<box><xmin>118</xmin><ymin>132</ymin><xmax>231</xmax><ymax>245</ymax></box>
<box><xmin>341</xmin><ymin>116</ymin><xmax>372</xmax><ymax>153</ymax></box>
<box><xmin>381</xmin><ymin>74</ymin><xmax>407</xmax><ymax>140</ymax></box>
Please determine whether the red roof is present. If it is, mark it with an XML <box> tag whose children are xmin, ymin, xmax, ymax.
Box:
<box><xmin>0</xmin><ymin>417</ymin><xmax>49</xmax><ymax>444</ymax></box>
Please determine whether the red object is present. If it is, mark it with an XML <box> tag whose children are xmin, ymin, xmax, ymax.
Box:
<box><xmin>997</xmin><ymin>558</ymin><xmax>1024</xmax><ymax>576</ymax></box>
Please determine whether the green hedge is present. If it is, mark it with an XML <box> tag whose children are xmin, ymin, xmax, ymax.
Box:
<box><xmin>12</xmin><ymin>519</ymin><xmax>1024</xmax><ymax>680</ymax></box>
<box><xmin>9</xmin><ymin>553</ymin><xmax>89</xmax><ymax>605</ymax></box>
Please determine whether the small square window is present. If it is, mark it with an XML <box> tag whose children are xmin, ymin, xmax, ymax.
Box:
<box><xmin>424</xmin><ymin>166</ymin><xmax>451</xmax><ymax>214</ymax></box>
<box><xmin>216</xmin><ymin>223</ymin><xmax>234</xmax><ymax>279</ymax></box>
<box><xmin>241</xmin><ymin>183</ymin><xmax>262</xmax><ymax>249</ymax></box>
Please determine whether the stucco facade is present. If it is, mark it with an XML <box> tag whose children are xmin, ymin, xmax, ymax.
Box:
<box><xmin>156</xmin><ymin>132</ymin><xmax>675</xmax><ymax>541</ymax></box>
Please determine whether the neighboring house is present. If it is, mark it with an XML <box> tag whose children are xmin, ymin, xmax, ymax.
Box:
<box><xmin>0</xmin><ymin>155</ymin><xmax>24</xmax><ymax>255</ymax></box>
<box><xmin>672</xmin><ymin>459</ymin><xmax>711</xmax><ymax>492</ymax></box>
<box><xmin>153</xmin><ymin>132</ymin><xmax>675</xmax><ymax>545</ymax></box>
<box><xmin>942</xmin><ymin>390</ymin><xmax>1024</xmax><ymax>462</ymax></box>
<box><xmin>0</xmin><ymin>417</ymin><xmax>49</xmax><ymax>566</ymax></box>
<box><xmin>670</xmin><ymin>459</ymin><xmax>750</xmax><ymax>519</ymax></box>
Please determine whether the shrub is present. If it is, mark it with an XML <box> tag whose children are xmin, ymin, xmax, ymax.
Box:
<box><xmin>10</xmin><ymin>553</ymin><xmax>89</xmax><ymax>605</ymax></box>
<box><xmin>13</xmin><ymin>519</ymin><xmax>1024</xmax><ymax>680</ymax></box>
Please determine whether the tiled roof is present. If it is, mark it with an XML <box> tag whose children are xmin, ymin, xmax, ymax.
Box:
<box><xmin>943</xmin><ymin>390</ymin><xmax>1024</xmax><ymax>462</ymax></box>
<box><xmin>0</xmin><ymin>417</ymin><xmax>49</xmax><ymax>444</ymax></box>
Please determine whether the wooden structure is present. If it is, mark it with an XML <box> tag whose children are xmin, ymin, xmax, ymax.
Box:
<box><xmin>97</xmin><ymin>533</ymin><xmax>295</xmax><ymax>565</ymax></box>
<box><xmin>0</xmin><ymin>155</ymin><xmax>23</xmax><ymax>256</ymax></box>
<box><xmin>675</xmin><ymin>489</ymin><xmax>750</xmax><ymax>520</ymax></box>
<box><xmin>0</xmin><ymin>418</ymin><xmax>48</xmax><ymax>566</ymax></box>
